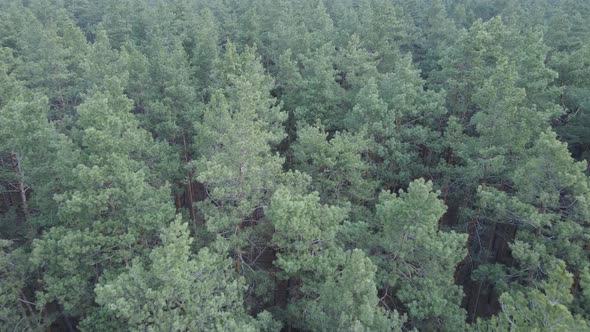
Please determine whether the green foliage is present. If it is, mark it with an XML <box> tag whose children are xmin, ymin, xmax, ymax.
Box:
<box><xmin>194</xmin><ymin>88</ymin><xmax>283</xmax><ymax>235</ymax></box>
<box><xmin>286</xmin><ymin>43</ymin><xmax>344</xmax><ymax>130</ymax></box>
<box><xmin>30</xmin><ymin>84</ymin><xmax>175</xmax><ymax>317</ymax></box>
<box><xmin>475</xmin><ymin>261</ymin><xmax>589</xmax><ymax>331</ymax></box>
<box><xmin>194</xmin><ymin>44</ymin><xmax>286</xmax><ymax>235</ymax></box>
<box><xmin>1</xmin><ymin>0</ymin><xmax>590</xmax><ymax>330</ymax></box>
<box><xmin>87</xmin><ymin>218</ymin><xmax>276</xmax><ymax>331</ymax></box>
<box><xmin>191</xmin><ymin>8</ymin><xmax>220</xmax><ymax>98</ymax></box>
<box><xmin>475</xmin><ymin>128</ymin><xmax>590</xmax><ymax>321</ymax></box>
<box><xmin>553</xmin><ymin>44</ymin><xmax>590</xmax><ymax>159</ymax></box>
<box><xmin>0</xmin><ymin>240</ymin><xmax>44</xmax><ymax>331</ymax></box>
<box><xmin>373</xmin><ymin>179</ymin><xmax>468</xmax><ymax>331</ymax></box>
<box><xmin>292</xmin><ymin>124</ymin><xmax>375</xmax><ymax>205</ymax></box>
<box><xmin>269</xmin><ymin>186</ymin><xmax>404</xmax><ymax>331</ymax></box>
<box><xmin>433</xmin><ymin>16</ymin><xmax>559</xmax><ymax>124</ymax></box>
<box><xmin>0</xmin><ymin>5</ymin><xmax>88</xmax><ymax>124</ymax></box>
<box><xmin>269</xmin><ymin>186</ymin><xmax>348</xmax><ymax>276</ymax></box>
<box><xmin>289</xmin><ymin>249</ymin><xmax>405</xmax><ymax>332</ymax></box>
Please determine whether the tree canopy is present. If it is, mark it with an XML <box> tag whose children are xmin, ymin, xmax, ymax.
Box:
<box><xmin>1</xmin><ymin>0</ymin><xmax>589</xmax><ymax>331</ymax></box>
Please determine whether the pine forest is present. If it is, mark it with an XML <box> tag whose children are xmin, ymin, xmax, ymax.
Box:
<box><xmin>1</xmin><ymin>0</ymin><xmax>590</xmax><ymax>331</ymax></box>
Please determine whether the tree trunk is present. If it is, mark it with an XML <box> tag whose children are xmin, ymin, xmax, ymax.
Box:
<box><xmin>12</xmin><ymin>152</ymin><xmax>29</xmax><ymax>222</ymax></box>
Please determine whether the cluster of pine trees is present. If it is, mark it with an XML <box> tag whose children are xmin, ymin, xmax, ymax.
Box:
<box><xmin>1</xmin><ymin>0</ymin><xmax>589</xmax><ymax>330</ymax></box>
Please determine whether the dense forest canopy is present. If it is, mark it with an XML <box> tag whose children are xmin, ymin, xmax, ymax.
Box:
<box><xmin>1</xmin><ymin>0</ymin><xmax>589</xmax><ymax>330</ymax></box>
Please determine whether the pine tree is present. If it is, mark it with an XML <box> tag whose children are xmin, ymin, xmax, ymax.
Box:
<box><xmin>85</xmin><ymin>218</ymin><xmax>278</xmax><ymax>331</ymax></box>
<box><xmin>0</xmin><ymin>239</ymin><xmax>46</xmax><ymax>330</ymax></box>
<box><xmin>552</xmin><ymin>44</ymin><xmax>590</xmax><ymax>160</ymax></box>
<box><xmin>283</xmin><ymin>43</ymin><xmax>344</xmax><ymax>131</ymax></box>
<box><xmin>475</xmin><ymin>261</ymin><xmax>589</xmax><ymax>331</ymax></box>
<box><xmin>194</xmin><ymin>44</ymin><xmax>286</xmax><ymax>235</ymax></box>
<box><xmin>292</xmin><ymin>124</ymin><xmax>375</xmax><ymax>206</ymax></box>
<box><xmin>3</xmin><ymin>6</ymin><xmax>88</xmax><ymax>123</ymax></box>
<box><xmin>372</xmin><ymin>179</ymin><xmax>468</xmax><ymax>331</ymax></box>
<box><xmin>475</xmin><ymin>130</ymin><xmax>590</xmax><ymax>319</ymax></box>
<box><xmin>335</xmin><ymin>33</ymin><xmax>380</xmax><ymax>122</ymax></box>
<box><xmin>191</xmin><ymin>44</ymin><xmax>287</xmax><ymax>308</ymax></box>
<box><xmin>190</xmin><ymin>8</ymin><xmax>220</xmax><ymax>100</ymax></box>
<box><xmin>291</xmin><ymin>249</ymin><xmax>405</xmax><ymax>332</ymax></box>
<box><xmin>268</xmin><ymin>187</ymin><xmax>403</xmax><ymax>331</ymax></box>
<box><xmin>355</xmin><ymin>0</ymin><xmax>410</xmax><ymax>71</ymax></box>
<box><xmin>30</xmin><ymin>82</ymin><xmax>176</xmax><ymax>318</ymax></box>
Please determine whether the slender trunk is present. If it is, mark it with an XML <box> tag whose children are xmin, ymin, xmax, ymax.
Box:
<box><xmin>182</xmin><ymin>134</ymin><xmax>198</xmax><ymax>230</ymax></box>
<box><xmin>17</xmin><ymin>291</ymin><xmax>37</xmax><ymax>331</ymax></box>
<box><xmin>174</xmin><ymin>192</ymin><xmax>182</xmax><ymax>212</ymax></box>
<box><xmin>61</xmin><ymin>313</ymin><xmax>75</xmax><ymax>332</ymax></box>
<box><xmin>12</xmin><ymin>153</ymin><xmax>28</xmax><ymax>221</ymax></box>
<box><xmin>186</xmin><ymin>173</ymin><xmax>196</xmax><ymax>222</ymax></box>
